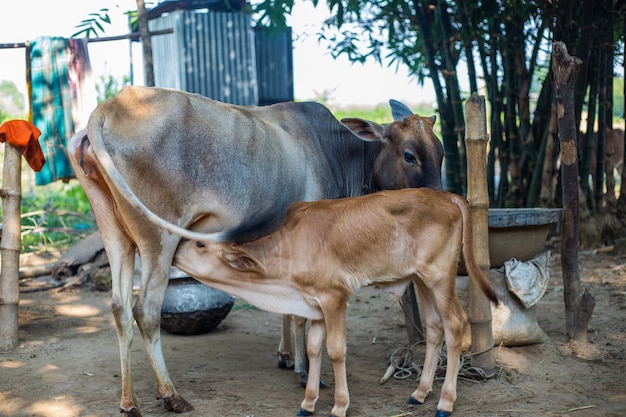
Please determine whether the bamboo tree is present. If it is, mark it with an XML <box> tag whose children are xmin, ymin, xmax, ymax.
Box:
<box><xmin>582</xmin><ymin>58</ymin><xmax>599</xmax><ymax>210</ymax></box>
<box><xmin>412</xmin><ymin>1</ymin><xmax>462</xmax><ymax>194</ymax></box>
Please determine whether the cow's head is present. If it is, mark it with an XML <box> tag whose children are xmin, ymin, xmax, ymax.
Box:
<box><xmin>341</xmin><ymin>100</ymin><xmax>444</xmax><ymax>191</ymax></box>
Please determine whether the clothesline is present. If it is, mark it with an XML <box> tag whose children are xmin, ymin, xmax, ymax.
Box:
<box><xmin>0</xmin><ymin>28</ymin><xmax>172</xmax><ymax>185</ymax></box>
<box><xmin>0</xmin><ymin>28</ymin><xmax>173</xmax><ymax>49</ymax></box>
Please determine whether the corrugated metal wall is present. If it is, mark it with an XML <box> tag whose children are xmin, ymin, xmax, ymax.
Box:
<box><xmin>150</xmin><ymin>9</ymin><xmax>258</xmax><ymax>106</ymax></box>
<box><xmin>254</xmin><ymin>27</ymin><xmax>293</xmax><ymax>105</ymax></box>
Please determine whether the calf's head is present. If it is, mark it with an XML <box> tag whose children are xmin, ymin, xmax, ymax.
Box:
<box><xmin>342</xmin><ymin>112</ymin><xmax>444</xmax><ymax>191</ymax></box>
<box><xmin>174</xmin><ymin>240</ymin><xmax>265</xmax><ymax>281</ymax></box>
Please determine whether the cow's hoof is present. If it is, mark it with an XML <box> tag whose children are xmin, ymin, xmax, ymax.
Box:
<box><xmin>278</xmin><ymin>353</ymin><xmax>295</xmax><ymax>369</ymax></box>
<box><xmin>406</xmin><ymin>396</ymin><xmax>423</xmax><ymax>405</ymax></box>
<box><xmin>435</xmin><ymin>410</ymin><xmax>452</xmax><ymax>417</ymax></box>
<box><xmin>120</xmin><ymin>407</ymin><xmax>142</xmax><ymax>417</ymax></box>
<box><xmin>163</xmin><ymin>394</ymin><xmax>194</xmax><ymax>412</ymax></box>
<box><xmin>297</xmin><ymin>408</ymin><xmax>314</xmax><ymax>416</ymax></box>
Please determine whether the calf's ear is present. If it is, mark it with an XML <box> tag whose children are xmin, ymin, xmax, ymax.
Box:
<box><xmin>221</xmin><ymin>249</ymin><xmax>266</xmax><ymax>273</ymax></box>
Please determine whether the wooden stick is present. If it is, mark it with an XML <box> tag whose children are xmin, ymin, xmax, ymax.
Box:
<box><xmin>464</xmin><ymin>92</ymin><xmax>496</xmax><ymax>373</ymax></box>
<box><xmin>552</xmin><ymin>41</ymin><xmax>595</xmax><ymax>342</ymax></box>
<box><xmin>0</xmin><ymin>142</ymin><xmax>22</xmax><ymax>351</ymax></box>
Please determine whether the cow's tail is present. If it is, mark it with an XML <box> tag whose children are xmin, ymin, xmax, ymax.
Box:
<box><xmin>85</xmin><ymin>111</ymin><xmax>231</xmax><ymax>243</ymax></box>
<box><xmin>452</xmin><ymin>194</ymin><xmax>499</xmax><ymax>305</ymax></box>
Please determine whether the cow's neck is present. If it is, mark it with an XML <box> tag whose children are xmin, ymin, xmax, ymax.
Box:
<box><xmin>341</xmin><ymin>139</ymin><xmax>380</xmax><ymax>197</ymax></box>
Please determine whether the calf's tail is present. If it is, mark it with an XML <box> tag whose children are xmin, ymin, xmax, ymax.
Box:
<box><xmin>452</xmin><ymin>195</ymin><xmax>499</xmax><ymax>305</ymax></box>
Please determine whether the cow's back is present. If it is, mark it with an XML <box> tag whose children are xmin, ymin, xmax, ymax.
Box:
<box><xmin>85</xmin><ymin>86</ymin><xmax>365</xmax><ymax>241</ymax></box>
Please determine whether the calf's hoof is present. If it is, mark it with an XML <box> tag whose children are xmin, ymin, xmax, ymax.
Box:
<box><xmin>435</xmin><ymin>410</ymin><xmax>452</xmax><ymax>417</ymax></box>
<box><xmin>296</xmin><ymin>408</ymin><xmax>314</xmax><ymax>416</ymax></box>
<box><xmin>163</xmin><ymin>394</ymin><xmax>194</xmax><ymax>412</ymax></box>
<box><xmin>406</xmin><ymin>396</ymin><xmax>423</xmax><ymax>405</ymax></box>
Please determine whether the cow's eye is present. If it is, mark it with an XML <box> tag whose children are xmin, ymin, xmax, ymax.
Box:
<box><xmin>404</xmin><ymin>151</ymin><xmax>417</xmax><ymax>164</ymax></box>
<box><xmin>195</xmin><ymin>241</ymin><xmax>206</xmax><ymax>249</ymax></box>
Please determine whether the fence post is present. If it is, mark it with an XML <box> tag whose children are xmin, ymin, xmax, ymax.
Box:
<box><xmin>464</xmin><ymin>93</ymin><xmax>496</xmax><ymax>373</ymax></box>
<box><xmin>0</xmin><ymin>141</ymin><xmax>22</xmax><ymax>350</ymax></box>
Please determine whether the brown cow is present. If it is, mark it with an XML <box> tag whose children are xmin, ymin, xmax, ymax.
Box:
<box><xmin>67</xmin><ymin>86</ymin><xmax>444</xmax><ymax>416</ymax></box>
<box><xmin>173</xmin><ymin>188</ymin><xmax>499</xmax><ymax>417</ymax></box>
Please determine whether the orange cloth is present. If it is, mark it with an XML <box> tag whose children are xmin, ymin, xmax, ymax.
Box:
<box><xmin>0</xmin><ymin>120</ymin><xmax>46</xmax><ymax>172</ymax></box>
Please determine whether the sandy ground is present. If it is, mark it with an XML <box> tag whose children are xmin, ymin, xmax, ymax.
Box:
<box><xmin>1</xmin><ymin>250</ymin><xmax>625</xmax><ymax>417</ymax></box>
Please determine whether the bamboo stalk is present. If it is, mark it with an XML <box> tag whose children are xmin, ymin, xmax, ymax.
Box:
<box><xmin>0</xmin><ymin>142</ymin><xmax>22</xmax><ymax>351</ymax></box>
<box><xmin>464</xmin><ymin>93</ymin><xmax>496</xmax><ymax>372</ymax></box>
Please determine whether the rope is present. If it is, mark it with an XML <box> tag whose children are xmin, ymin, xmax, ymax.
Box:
<box><xmin>380</xmin><ymin>340</ymin><xmax>494</xmax><ymax>384</ymax></box>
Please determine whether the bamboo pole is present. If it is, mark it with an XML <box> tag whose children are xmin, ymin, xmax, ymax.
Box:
<box><xmin>464</xmin><ymin>93</ymin><xmax>496</xmax><ymax>372</ymax></box>
<box><xmin>0</xmin><ymin>142</ymin><xmax>22</xmax><ymax>351</ymax></box>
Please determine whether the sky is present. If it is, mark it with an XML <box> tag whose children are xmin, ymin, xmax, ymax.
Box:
<box><xmin>0</xmin><ymin>0</ymin><xmax>437</xmax><ymax>109</ymax></box>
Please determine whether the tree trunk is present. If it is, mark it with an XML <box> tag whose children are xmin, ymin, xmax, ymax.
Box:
<box><xmin>581</xmin><ymin>53</ymin><xmax>598</xmax><ymax>211</ymax></box>
<box><xmin>552</xmin><ymin>41</ymin><xmax>595</xmax><ymax>342</ymax></box>
<box><xmin>464</xmin><ymin>93</ymin><xmax>496</xmax><ymax>373</ymax></box>
<box><xmin>503</xmin><ymin>20</ymin><xmax>523</xmax><ymax>207</ymax></box>
<box><xmin>0</xmin><ymin>143</ymin><xmax>22</xmax><ymax>351</ymax></box>
<box><xmin>414</xmin><ymin>1</ymin><xmax>461</xmax><ymax>195</ymax></box>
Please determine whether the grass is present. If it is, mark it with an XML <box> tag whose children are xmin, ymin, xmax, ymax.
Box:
<box><xmin>0</xmin><ymin>172</ymin><xmax>97</xmax><ymax>254</ymax></box>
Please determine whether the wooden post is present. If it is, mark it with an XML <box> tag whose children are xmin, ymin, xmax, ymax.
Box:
<box><xmin>552</xmin><ymin>41</ymin><xmax>595</xmax><ymax>342</ymax></box>
<box><xmin>137</xmin><ymin>0</ymin><xmax>155</xmax><ymax>87</ymax></box>
<box><xmin>464</xmin><ymin>93</ymin><xmax>496</xmax><ymax>372</ymax></box>
<box><xmin>0</xmin><ymin>142</ymin><xmax>22</xmax><ymax>351</ymax></box>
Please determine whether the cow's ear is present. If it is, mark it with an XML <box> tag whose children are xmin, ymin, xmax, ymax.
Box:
<box><xmin>341</xmin><ymin>118</ymin><xmax>384</xmax><ymax>142</ymax></box>
<box><xmin>221</xmin><ymin>248</ymin><xmax>266</xmax><ymax>273</ymax></box>
<box><xmin>389</xmin><ymin>99</ymin><xmax>414</xmax><ymax>120</ymax></box>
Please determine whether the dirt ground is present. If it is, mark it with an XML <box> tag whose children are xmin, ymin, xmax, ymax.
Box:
<box><xmin>1</xmin><ymin>249</ymin><xmax>625</xmax><ymax>417</ymax></box>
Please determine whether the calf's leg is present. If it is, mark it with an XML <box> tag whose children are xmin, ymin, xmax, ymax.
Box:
<box><xmin>407</xmin><ymin>280</ymin><xmax>444</xmax><ymax>406</ymax></box>
<box><xmin>434</xmin><ymin>292</ymin><xmax>466</xmax><ymax>415</ymax></box>
<box><xmin>298</xmin><ymin>319</ymin><xmax>325</xmax><ymax>416</ymax></box>
<box><xmin>324</xmin><ymin>307</ymin><xmax>349</xmax><ymax>417</ymax></box>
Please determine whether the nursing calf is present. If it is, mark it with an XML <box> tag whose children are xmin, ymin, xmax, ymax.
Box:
<box><xmin>174</xmin><ymin>188</ymin><xmax>499</xmax><ymax>417</ymax></box>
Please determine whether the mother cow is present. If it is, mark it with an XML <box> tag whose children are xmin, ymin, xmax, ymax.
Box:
<box><xmin>67</xmin><ymin>86</ymin><xmax>443</xmax><ymax>416</ymax></box>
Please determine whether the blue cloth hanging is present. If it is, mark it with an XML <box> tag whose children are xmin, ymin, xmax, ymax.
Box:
<box><xmin>30</xmin><ymin>36</ymin><xmax>75</xmax><ymax>185</ymax></box>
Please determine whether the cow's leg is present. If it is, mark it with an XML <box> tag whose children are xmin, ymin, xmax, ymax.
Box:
<box><xmin>298</xmin><ymin>318</ymin><xmax>325</xmax><ymax>416</ymax></box>
<box><xmin>292</xmin><ymin>315</ymin><xmax>310</xmax><ymax>386</ymax></box>
<box><xmin>133</xmin><ymin>252</ymin><xmax>193</xmax><ymax>413</ymax></box>
<box><xmin>108</xmin><ymin>238</ymin><xmax>141</xmax><ymax>416</ymax></box>
<box><xmin>407</xmin><ymin>280</ymin><xmax>444</xmax><ymax>407</ymax></box>
<box><xmin>278</xmin><ymin>315</ymin><xmax>311</xmax><ymax>387</ymax></box>
<box><xmin>277</xmin><ymin>314</ymin><xmax>295</xmax><ymax>369</ymax></box>
<box><xmin>71</xmin><ymin>170</ymin><xmax>143</xmax><ymax>416</ymax></box>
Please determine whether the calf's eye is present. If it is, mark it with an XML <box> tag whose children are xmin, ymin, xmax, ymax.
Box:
<box><xmin>404</xmin><ymin>151</ymin><xmax>417</xmax><ymax>164</ymax></box>
<box><xmin>195</xmin><ymin>241</ymin><xmax>206</xmax><ymax>249</ymax></box>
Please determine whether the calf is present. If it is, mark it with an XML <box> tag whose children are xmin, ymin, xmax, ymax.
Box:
<box><xmin>174</xmin><ymin>187</ymin><xmax>499</xmax><ymax>417</ymax></box>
